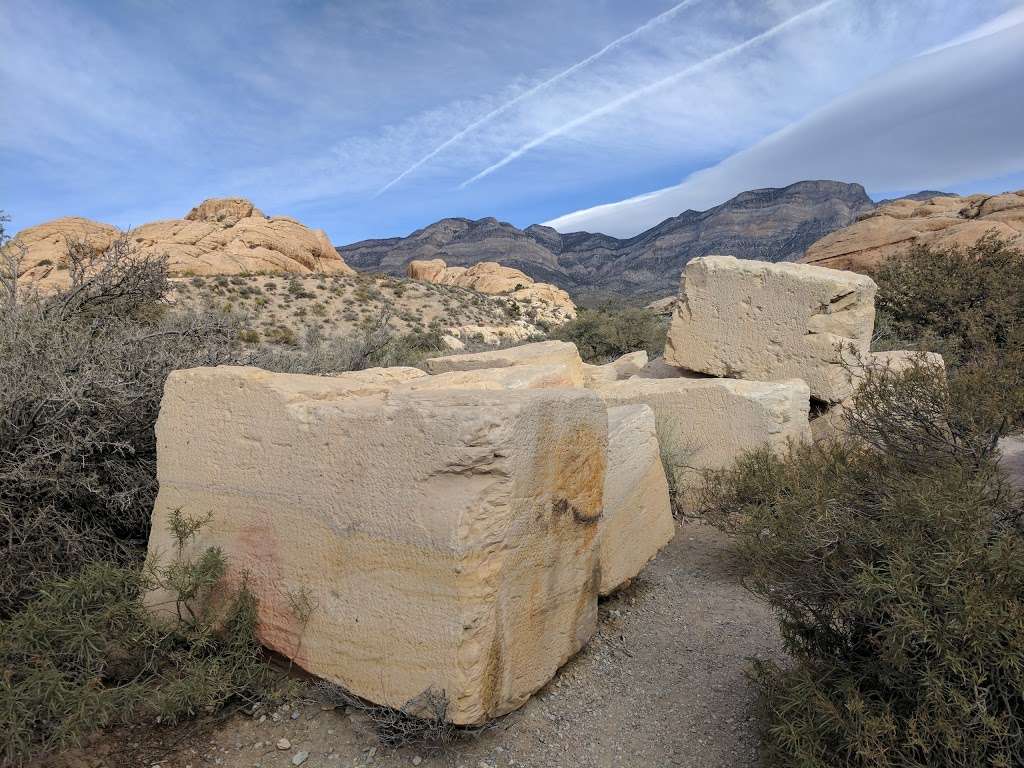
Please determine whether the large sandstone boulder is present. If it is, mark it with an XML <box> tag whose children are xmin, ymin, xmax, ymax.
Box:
<box><xmin>802</xmin><ymin>191</ymin><xmax>1024</xmax><ymax>272</ymax></box>
<box><xmin>593</xmin><ymin>376</ymin><xmax>811</xmax><ymax>491</ymax></box>
<box><xmin>600</xmin><ymin>405</ymin><xmax>674</xmax><ymax>595</ymax></box>
<box><xmin>406</xmin><ymin>258</ymin><xmax>576</xmax><ymax>324</ymax></box>
<box><xmin>15</xmin><ymin>198</ymin><xmax>354</xmax><ymax>290</ymax></box>
<box><xmin>424</xmin><ymin>341</ymin><xmax>585</xmax><ymax>386</ymax></box>
<box><xmin>144</xmin><ymin>366</ymin><xmax>606</xmax><ymax>724</ymax></box>
<box><xmin>664</xmin><ymin>256</ymin><xmax>876</xmax><ymax>402</ymax></box>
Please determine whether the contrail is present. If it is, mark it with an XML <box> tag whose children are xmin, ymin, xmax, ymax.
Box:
<box><xmin>374</xmin><ymin>0</ymin><xmax>705</xmax><ymax>197</ymax></box>
<box><xmin>459</xmin><ymin>0</ymin><xmax>838</xmax><ymax>188</ymax></box>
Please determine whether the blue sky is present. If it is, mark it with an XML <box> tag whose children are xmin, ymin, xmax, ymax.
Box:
<box><xmin>3</xmin><ymin>0</ymin><xmax>1023</xmax><ymax>242</ymax></box>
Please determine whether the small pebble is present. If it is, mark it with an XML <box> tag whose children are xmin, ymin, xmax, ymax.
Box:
<box><xmin>292</xmin><ymin>751</ymin><xmax>309</xmax><ymax>766</ymax></box>
<box><xmin>277</xmin><ymin>738</ymin><xmax>291</xmax><ymax>750</ymax></box>
<box><xmin>412</xmin><ymin>757</ymin><xmax>423</xmax><ymax>766</ymax></box>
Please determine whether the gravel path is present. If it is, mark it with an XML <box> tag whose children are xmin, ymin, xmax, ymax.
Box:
<box><xmin>61</xmin><ymin>521</ymin><xmax>782</xmax><ymax>768</ymax></box>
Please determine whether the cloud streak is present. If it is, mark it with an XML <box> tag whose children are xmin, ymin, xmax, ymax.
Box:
<box><xmin>373</xmin><ymin>0</ymin><xmax>706</xmax><ymax>197</ymax></box>
<box><xmin>544</xmin><ymin>13</ymin><xmax>1024</xmax><ymax>236</ymax></box>
<box><xmin>458</xmin><ymin>0</ymin><xmax>838</xmax><ymax>189</ymax></box>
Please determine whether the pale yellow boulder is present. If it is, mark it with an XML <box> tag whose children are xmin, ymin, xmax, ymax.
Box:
<box><xmin>329</xmin><ymin>366</ymin><xmax>428</xmax><ymax>385</ymax></box>
<box><xmin>633</xmin><ymin>356</ymin><xmax>707</xmax><ymax>381</ymax></box>
<box><xmin>593</xmin><ymin>376</ymin><xmax>811</xmax><ymax>491</ymax></box>
<box><xmin>599</xmin><ymin>405</ymin><xmax>675</xmax><ymax>595</ymax></box>
<box><xmin>582</xmin><ymin>351</ymin><xmax>649</xmax><ymax>387</ymax></box>
<box><xmin>144</xmin><ymin>366</ymin><xmax>605</xmax><ymax>725</ymax></box>
<box><xmin>664</xmin><ymin>256</ymin><xmax>876</xmax><ymax>402</ymax></box>
<box><xmin>424</xmin><ymin>341</ymin><xmax>584</xmax><ymax>386</ymax></box>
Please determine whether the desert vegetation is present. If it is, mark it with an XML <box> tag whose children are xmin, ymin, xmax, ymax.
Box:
<box><xmin>701</xmin><ymin>236</ymin><xmax>1024</xmax><ymax>767</ymax></box>
<box><xmin>551</xmin><ymin>303</ymin><xmax>666</xmax><ymax>363</ymax></box>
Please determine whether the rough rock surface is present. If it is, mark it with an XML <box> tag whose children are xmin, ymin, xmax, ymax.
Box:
<box><xmin>581</xmin><ymin>351</ymin><xmax>648</xmax><ymax>387</ymax></box>
<box><xmin>633</xmin><ymin>356</ymin><xmax>708</xmax><ymax>381</ymax></box>
<box><xmin>600</xmin><ymin>405</ymin><xmax>674</xmax><ymax>595</ymax></box>
<box><xmin>342</xmin><ymin>180</ymin><xmax>874</xmax><ymax>301</ymax></box>
<box><xmin>593</xmin><ymin>376</ymin><xmax>811</xmax><ymax>490</ymax></box>
<box><xmin>16</xmin><ymin>198</ymin><xmax>354</xmax><ymax>289</ymax></box>
<box><xmin>802</xmin><ymin>190</ymin><xmax>1024</xmax><ymax>271</ymax></box>
<box><xmin>424</xmin><ymin>341</ymin><xmax>584</xmax><ymax>386</ymax></box>
<box><xmin>144</xmin><ymin>365</ymin><xmax>607</xmax><ymax>724</ymax></box>
<box><xmin>400</xmin><ymin>363</ymin><xmax>579</xmax><ymax>392</ymax></box>
<box><xmin>664</xmin><ymin>256</ymin><xmax>877</xmax><ymax>402</ymax></box>
<box><xmin>406</xmin><ymin>258</ymin><xmax>576</xmax><ymax>325</ymax></box>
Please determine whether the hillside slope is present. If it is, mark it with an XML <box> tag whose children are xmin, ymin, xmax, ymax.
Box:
<box><xmin>339</xmin><ymin>180</ymin><xmax>874</xmax><ymax>302</ymax></box>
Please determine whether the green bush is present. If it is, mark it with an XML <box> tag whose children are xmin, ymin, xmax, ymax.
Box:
<box><xmin>871</xmin><ymin>234</ymin><xmax>1024</xmax><ymax>432</ymax></box>
<box><xmin>702</xmin><ymin>358</ymin><xmax>1024</xmax><ymax>767</ymax></box>
<box><xmin>0</xmin><ymin>511</ymin><xmax>274</xmax><ymax>765</ymax></box>
<box><xmin>0</xmin><ymin>221</ymin><xmax>240</xmax><ymax>616</ymax></box>
<box><xmin>551</xmin><ymin>304</ymin><xmax>666</xmax><ymax>363</ymax></box>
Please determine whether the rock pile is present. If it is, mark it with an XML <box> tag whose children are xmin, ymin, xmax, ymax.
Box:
<box><xmin>144</xmin><ymin>255</ymin><xmax>907</xmax><ymax>725</ymax></box>
<box><xmin>14</xmin><ymin>197</ymin><xmax>353</xmax><ymax>290</ymax></box>
<box><xmin>407</xmin><ymin>258</ymin><xmax>577</xmax><ymax>327</ymax></box>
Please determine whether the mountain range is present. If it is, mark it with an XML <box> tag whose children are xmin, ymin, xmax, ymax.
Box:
<box><xmin>338</xmin><ymin>180</ymin><xmax>876</xmax><ymax>303</ymax></box>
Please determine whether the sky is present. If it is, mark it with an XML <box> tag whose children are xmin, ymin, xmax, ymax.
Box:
<box><xmin>3</xmin><ymin>0</ymin><xmax>1023</xmax><ymax>243</ymax></box>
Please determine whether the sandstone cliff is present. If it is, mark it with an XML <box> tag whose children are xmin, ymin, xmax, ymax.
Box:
<box><xmin>15</xmin><ymin>198</ymin><xmax>354</xmax><ymax>289</ymax></box>
<box><xmin>801</xmin><ymin>190</ymin><xmax>1024</xmax><ymax>271</ymax></box>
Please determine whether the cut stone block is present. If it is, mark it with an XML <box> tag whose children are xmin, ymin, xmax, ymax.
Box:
<box><xmin>424</xmin><ymin>341</ymin><xmax>584</xmax><ymax>387</ymax></box>
<box><xmin>582</xmin><ymin>351</ymin><xmax>649</xmax><ymax>387</ymax></box>
<box><xmin>600</xmin><ymin>405</ymin><xmax>675</xmax><ymax>595</ymax></box>
<box><xmin>593</xmin><ymin>376</ymin><xmax>810</xmax><ymax>491</ymax></box>
<box><xmin>664</xmin><ymin>256</ymin><xmax>877</xmax><ymax>402</ymax></box>
<box><xmin>633</xmin><ymin>356</ymin><xmax>709</xmax><ymax>381</ymax></box>
<box><xmin>144</xmin><ymin>365</ymin><xmax>607</xmax><ymax>724</ymax></box>
<box><xmin>402</xmin><ymin>363</ymin><xmax>579</xmax><ymax>391</ymax></box>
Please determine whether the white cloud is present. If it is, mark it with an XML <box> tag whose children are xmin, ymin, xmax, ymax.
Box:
<box><xmin>545</xmin><ymin>13</ymin><xmax>1024</xmax><ymax>236</ymax></box>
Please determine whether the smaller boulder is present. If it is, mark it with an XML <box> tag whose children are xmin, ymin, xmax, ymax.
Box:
<box><xmin>424</xmin><ymin>341</ymin><xmax>584</xmax><ymax>386</ymax></box>
<box><xmin>599</xmin><ymin>405</ymin><xmax>675</xmax><ymax>594</ymax></box>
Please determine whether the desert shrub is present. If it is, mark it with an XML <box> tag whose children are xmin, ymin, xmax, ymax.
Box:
<box><xmin>0</xmin><ymin>511</ymin><xmax>274</xmax><ymax>765</ymax></box>
<box><xmin>551</xmin><ymin>304</ymin><xmax>666</xmax><ymax>363</ymax></box>
<box><xmin>0</xmin><ymin>223</ymin><xmax>240</xmax><ymax>616</ymax></box>
<box><xmin>871</xmin><ymin>234</ymin><xmax>1024</xmax><ymax>432</ymax></box>
<box><xmin>250</xmin><ymin>310</ymin><xmax>445</xmax><ymax>375</ymax></box>
<box><xmin>702</xmin><ymin>360</ymin><xmax>1024</xmax><ymax>767</ymax></box>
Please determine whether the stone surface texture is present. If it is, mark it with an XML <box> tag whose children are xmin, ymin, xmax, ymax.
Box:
<box><xmin>600</xmin><ymin>405</ymin><xmax>675</xmax><ymax>595</ymax></box>
<box><xmin>592</xmin><ymin>376</ymin><xmax>811</xmax><ymax>489</ymax></box>
<box><xmin>664</xmin><ymin>255</ymin><xmax>877</xmax><ymax>402</ymax></box>
<box><xmin>144</xmin><ymin>365</ymin><xmax>607</xmax><ymax>725</ymax></box>
<box><xmin>424</xmin><ymin>341</ymin><xmax>584</xmax><ymax>386</ymax></box>
<box><xmin>582</xmin><ymin>351</ymin><xmax>649</xmax><ymax>387</ymax></box>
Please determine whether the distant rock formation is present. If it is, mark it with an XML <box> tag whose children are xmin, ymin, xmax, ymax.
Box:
<box><xmin>15</xmin><ymin>197</ymin><xmax>354</xmax><ymax>289</ymax></box>
<box><xmin>340</xmin><ymin>180</ymin><xmax>875</xmax><ymax>301</ymax></box>
<box><xmin>406</xmin><ymin>258</ymin><xmax>577</xmax><ymax>325</ymax></box>
<box><xmin>802</xmin><ymin>191</ymin><xmax>1024</xmax><ymax>271</ymax></box>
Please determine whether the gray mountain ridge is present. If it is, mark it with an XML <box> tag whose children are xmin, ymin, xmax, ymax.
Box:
<box><xmin>337</xmin><ymin>180</ymin><xmax>891</xmax><ymax>303</ymax></box>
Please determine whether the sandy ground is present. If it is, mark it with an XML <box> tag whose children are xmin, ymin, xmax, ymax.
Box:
<box><xmin>62</xmin><ymin>522</ymin><xmax>781</xmax><ymax>768</ymax></box>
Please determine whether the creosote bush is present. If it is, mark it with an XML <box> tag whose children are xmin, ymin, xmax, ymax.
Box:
<box><xmin>702</xmin><ymin>346</ymin><xmax>1024</xmax><ymax>766</ymax></box>
<box><xmin>0</xmin><ymin>220</ymin><xmax>240</xmax><ymax>616</ymax></box>
<box><xmin>0</xmin><ymin>511</ymin><xmax>275</xmax><ymax>765</ymax></box>
<box><xmin>551</xmin><ymin>304</ymin><xmax>666</xmax><ymax>363</ymax></box>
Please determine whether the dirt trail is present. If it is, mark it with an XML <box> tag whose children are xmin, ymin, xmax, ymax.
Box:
<box><xmin>63</xmin><ymin>522</ymin><xmax>782</xmax><ymax>768</ymax></box>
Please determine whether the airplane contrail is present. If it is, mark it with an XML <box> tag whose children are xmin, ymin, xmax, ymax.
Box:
<box><xmin>459</xmin><ymin>0</ymin><xmax>838</xmax><ymax>188</ymax></box>
<box><xmin>374</xmin><ymin>0</ymin><xmax>706</xmax><ymax>197</ymax></box>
